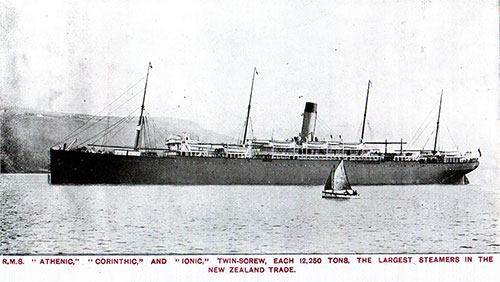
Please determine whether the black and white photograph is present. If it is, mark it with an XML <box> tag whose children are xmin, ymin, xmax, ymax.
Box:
<box><xmin>1</xmin><ymin>0</ymin><xmax>499</xmax><ymax>281</ymax></box>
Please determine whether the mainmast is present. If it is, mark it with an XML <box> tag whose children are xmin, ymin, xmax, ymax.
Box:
<box><xmin>433</xmin><ymin>90</ymin><xmax>443</xmax><ymax>153</ymax></box>
<box><xmin>242</xmin><ymin>67</ymin><xmax>257</xmax><ymax>145</ymax></box>
<box><xmin>360</xmin><ymin>80</ymin><xmax>372</xmax><ymax>143</ymax></box>
<box><xmin>134</xmin><ymin>62</ymin><xmax>153</xmax><ymax>150</ymax></box>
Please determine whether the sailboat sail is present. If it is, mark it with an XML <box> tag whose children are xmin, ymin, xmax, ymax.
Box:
<box><xmin>333</xmin><ymin>160</ymin><xmax>352</xmax><ymax>192</ymax></box>
<box><xmin>322</xmin><ymin>160</ymin><xmax>358</xmax><ymax>199</ymax></box>
<box><xmin>324</xmin><ymin>167</ymin><xmax>334</xmax><ymax>190</ymax></box>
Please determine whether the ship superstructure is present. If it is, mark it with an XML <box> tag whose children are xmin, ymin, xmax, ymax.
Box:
<box><xmin>49</xmin><ymin>64</ymin><xmax>479</xmax><ymax>185</ymax></box>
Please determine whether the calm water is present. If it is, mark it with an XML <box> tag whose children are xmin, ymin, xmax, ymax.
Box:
<box><xmin>1</xmin><ymin>171</ymin><xmax>498</xmax><ymax>254</ymax></box>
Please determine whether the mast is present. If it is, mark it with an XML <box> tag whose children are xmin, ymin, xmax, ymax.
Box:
<box><xmin>242</xmin><ymin>67</ymin><xmax>257</xmax><ymax>145</ymax></box>
<box><xmin>433</xmin><ymin>90</ymin><xmax>443</xmax><ymax>153</ymax></box>
<box><xmin>134</xmin><ymin>62</ymin><xmax>152</xmax><ymax>150</ymax></box>
<box><xmin>360</xmin><ymin>80</ymin><xmax>372</xmax><ymax>143</ymax></box>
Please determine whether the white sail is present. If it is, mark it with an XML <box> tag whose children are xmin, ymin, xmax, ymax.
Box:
<box><xmin>322</xmin><ymin>160</ymin><xmax>358</xmax><ymax>199</ymax></box>
<box><xmin>333</xmin><ymin>160</ymin><xmax>352</xmax><ymax>192</ymax></box>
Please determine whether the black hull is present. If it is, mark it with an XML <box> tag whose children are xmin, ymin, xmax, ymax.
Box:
<box><xmin>49</xmin><ymin>149</ymin><xmax>479</xmax><ymax>185</ymax></box>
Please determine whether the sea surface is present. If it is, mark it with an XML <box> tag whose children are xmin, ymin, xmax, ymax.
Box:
<box><xmin>1</xmin><ymin>170</ymin><xmax>499</xmax><ymax>254</ymax></box>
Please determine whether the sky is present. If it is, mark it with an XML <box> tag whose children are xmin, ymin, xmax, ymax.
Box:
<box><xmin>1</xmin><ymin>0</ymin><xmax>499</xmax><ymax>164</ymax></box>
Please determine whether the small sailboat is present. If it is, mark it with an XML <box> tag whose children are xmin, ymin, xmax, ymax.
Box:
<box><xmin>322</xmin><ymin>160</ymin><xmax>359</xmax><ymax>199</ymax></box>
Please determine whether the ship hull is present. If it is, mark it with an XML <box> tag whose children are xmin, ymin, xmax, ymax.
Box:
<box><xmin>49</xmin><ymin>149</ymin><xmax>479</xmax><ymax>185</ymax></box>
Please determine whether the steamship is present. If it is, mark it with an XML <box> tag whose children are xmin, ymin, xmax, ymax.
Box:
<box><xmin>49</xmin><ymin>64</ymin><xmax>479</xmax><ymax>185</ymax></box>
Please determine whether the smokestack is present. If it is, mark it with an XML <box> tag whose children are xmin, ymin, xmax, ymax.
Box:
<box><xmin>300</xmin><ymin>102</ymin><xmax>317</xmax><ymax>142</ymax></box>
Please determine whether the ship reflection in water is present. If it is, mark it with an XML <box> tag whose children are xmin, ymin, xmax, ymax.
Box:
<box><xmin>1</xmin><ymin>173</ymin><xmax>498</xmax><ymax>254</ymax></box>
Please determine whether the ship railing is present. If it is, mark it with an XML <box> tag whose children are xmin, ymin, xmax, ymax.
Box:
<box><xmin>113</xmin><ymin>150</ymin><xmax>141</xmax><ymax>156</ymax></box>
<box><xmin>393</xmin><ymin>156</ymin><xmax>418</xmax><ymax>162</ymax></box>
<box><xmin>452</xmin><ymin>157</ymin><xmax>479</xmax><ymax>163</ymax></box>
<box><xmin>444</xmin><ymin>157</ymin><xmax>464</xmax><ymax>163</ymax></box>
<box><xmin>267</xmin><ymin>152</ymin><xmax>384</xmax><ymax>161</ymax></box>
<box><xmin>341</xmin><ymin>156</ymin><xmax>382</xmax><ymax>161</ymax></box>
<box><xmin>415</xmin><ymin>155</ymin><xmax>479</xmax><ymax>164</ymax></box>
<box><xmin>225</xmin><ymin>153</ymin><xmax>251</xmax><ymax>159</ymax></box>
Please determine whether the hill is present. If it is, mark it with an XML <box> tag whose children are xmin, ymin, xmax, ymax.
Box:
<box><xmin>1</xmin><ymin>108</ymin><xmax>233</xmax><ymax>173</ymax></box>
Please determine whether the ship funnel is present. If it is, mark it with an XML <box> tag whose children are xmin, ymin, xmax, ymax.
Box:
<box><xmin>300</xmin><ymin>102</ymin><xmax>317</xmax><ymax>142</ymax></box>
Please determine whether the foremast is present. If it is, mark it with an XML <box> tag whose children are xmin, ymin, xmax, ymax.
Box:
<box><xmin>134</xmin><ymin>62</ymin><xmax>153</xmax><ymax>150</ymax></box>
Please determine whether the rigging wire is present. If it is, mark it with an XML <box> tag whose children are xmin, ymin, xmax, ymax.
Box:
<box><xmin>443</xmin><ymin>121</ymin><xmax>459</xmax><ymax>150</ymax></box>
<box><xmin>249</xmin><ymin>117</ymin><xmax>254</xmax><ymax>140</ymax></box>
<box><xmin>139</xmin><ymin>115</ymin><xmax>146</xmax><ymax>149</ymax></box>
<box><xmin>284</xmin><ymin>116</ymin><xmax>303</xmax><ymax>140</ymax></box>
<box><xmin>142</xmin><ymin>115</ymin><xmax>148</xmax><ymax>149</ymax></box>
<box><xmin>407</xmin><ymin>99</ymin><xmax>440</xmax><ymax>148</ymax></box>
<box><xmin>366</xmin><ymin>120</ymin><xmax>373</xmax><ymax>140</ymax></box>
<box><xmin>237</xmin><ymin>116</ymin><xmax>255</xmax><ymax>143</ymax></box>
<box><xmin>407</xmin><ymin>119</ymin><xmax>434</xmax><ymax>149</ymax></box>
<box><xmin>143</xmin><ymin>116</ymin><xmax>150</xmax><ymax>149</ymax></box>
<box><xmin>355</xmin><ymin>120</ymin><xmax>363</xmax><ymax>142</ymax></box>
<box><xmin>148</xmin><ymin>116</ymin><xmax>158</xmax><ymax>148</ymax></box>
<box><xmin>83</xmin><ymin>109</ymin><xmax>138</xmax><ymax>147</ymax></box>
<box><xmin>143</xmin><ymin>114</ymin><xmax>151</xmax><ymax>149</ymax></box>
<box><xmin>100</xmin><ymin>114</ymin><xmax>137</xmax><ymax>147</ymax></box>
<box><xmin>315</xmin><ymin>117</ymin><xmax>336</xmax><ymax>140</ymax></box>
<box><xmin>140</xmin><ymin>110</ymin><xmax>169</xmax><ymax>149</ymax></box>
<box><xmin>53</xmin><ymin>76</ymin><xmax>146</xmax><ymax>146</ymax></box>
<box><xmin>59</xmin><ymin>88</ymin><xmax>144</xmax><ymax>145</ymax></box>
<box><xmin>102</xmin><ymin>75</ymin><xmax>147</xmax><ymax>113</ymax></box>
<box><xmin>421</xmin><ymin>130</ymin><xmax>435</xmax><ymax>150</ymax></box>
<box><xmin>102</xmin><ymin>114</ymin><xmax>110</xmax><ymax>145</ymax></box>
<box><xmin>147</xmin><ymin>114</ymin><xmax>168</xmax><ymax>147</ymax></box>
<box><xmin>235</xmin><ymin>119</ymin><xmax>245</xmax><ymax>144</ymax></box>
<box><xmin>79</xmin><ymin>107</ymin><xmax>141</xmax><ymax>146</ymax></box>
<box><xmin>145</xmin><ymin>115</ymin><xmax>154</xmax><ymax>149</ymax></box>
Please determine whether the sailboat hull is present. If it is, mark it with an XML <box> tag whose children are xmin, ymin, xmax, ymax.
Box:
<box><xmin>322</xmin><ymin>190</ymin><xmax>360</xmax><ymax>199</ymax></box>
<box><xmin>49</xmin><ymin>149</ymin><xmax>479</xmax><ymax>185</ymax></box>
